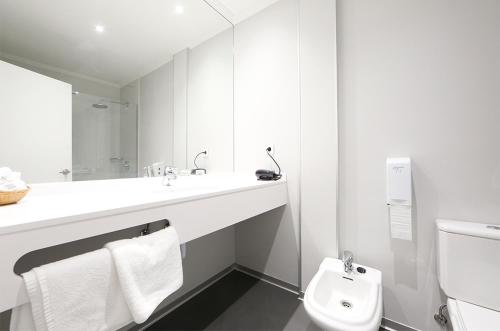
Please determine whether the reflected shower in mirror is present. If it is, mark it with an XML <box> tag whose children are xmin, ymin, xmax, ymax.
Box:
<box><xmin>72</xmin><ymin>91</ymin><xmax>137</xmax><ymax>181</ymax></box>
<box><xmin>0</xmin><ymin>0</ymin><xmax>233</xmax><ymax>184</ymax></box>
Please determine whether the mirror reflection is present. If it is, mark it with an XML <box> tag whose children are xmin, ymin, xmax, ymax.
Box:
<box><xmin>0</xmin><ymin>0</ymin><xmax>233</xmax><ymax>183</ymax></box>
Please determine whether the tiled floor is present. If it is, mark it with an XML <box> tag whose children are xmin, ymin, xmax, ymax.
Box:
<box><xmin>146</xmin><ymin>271</ymin><xmax>321</xmax><ymax>331</ymax></box>
<box><xmin>146</xmin><ymin>270</ymin><xmax>387</xmax><ymax>331</ymax></box>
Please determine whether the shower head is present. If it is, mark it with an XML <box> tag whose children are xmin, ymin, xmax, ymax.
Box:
<box><xmin>92</xmin><ymin>103</ymin><xmax>108</xmax><ymax>109</ymax></box>
<box><xmin>96</xmin><ymin>100</ymin><xmax>130</xmax><ymax>110</ymax></box>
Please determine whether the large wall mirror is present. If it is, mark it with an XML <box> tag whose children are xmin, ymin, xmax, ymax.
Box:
<box><xmin>0</xmin><ymin>0</ymin><xmax>233</xmax><ymax>183</ymax></box>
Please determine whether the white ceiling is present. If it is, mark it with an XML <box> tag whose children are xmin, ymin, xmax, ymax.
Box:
<box><xmin>0</xmin><ymin>0</ymin><xmax>231</xmax><ymax>86</ymax></box>
<box><xmin>208</xmin><ymin>0</ymin><xmax>281</xmax><ymax>23</ymax></box>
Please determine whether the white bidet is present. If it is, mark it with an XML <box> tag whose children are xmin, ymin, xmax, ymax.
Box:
<box><xmin>304</xmin><ymin>258</ymin><xmax>383</xmax><ymax>331</ymax></box>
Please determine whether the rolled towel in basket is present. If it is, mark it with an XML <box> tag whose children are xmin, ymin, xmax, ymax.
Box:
<box><xmin>0</xmin><ymin>167</ymin><xmax>27</xmax><ymax>191</ymax></box>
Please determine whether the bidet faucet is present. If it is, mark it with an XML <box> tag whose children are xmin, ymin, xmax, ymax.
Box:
<box><xmin>343</xmin><ymin>250</ymin><xmax>354</xmax><ymax>273</ymax></box>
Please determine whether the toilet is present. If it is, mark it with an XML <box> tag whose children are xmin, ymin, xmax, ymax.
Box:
<box><xmin>436</xmin><ymin>219</ymin><xmax>500</xmax><ymax>331</ymax></box>
<box><xmin>304</xmin><ymin>258</ymin><xmax>383</xmax><ymax>331</ymax></box>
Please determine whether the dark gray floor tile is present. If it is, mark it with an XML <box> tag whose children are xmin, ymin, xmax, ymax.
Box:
<box><xmin>147</xmin><ymin>271</ymin><xmax>306</xmax><ymax>331</ymax></box>
<box><xmin>204</xmin><ymin>276</ymin><xmax>301</xmax><ymax>330</ymax></box>
<box><xmin>146</xmin><ymin>270</ymin><xmax>384</xmax><ymax>331</ymax></box>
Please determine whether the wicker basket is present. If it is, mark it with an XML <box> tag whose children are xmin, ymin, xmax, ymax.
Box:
<box><xmin>0</xmin><ymin>188</ymin><xmax>30</xmax><ymax>206</ymax></box>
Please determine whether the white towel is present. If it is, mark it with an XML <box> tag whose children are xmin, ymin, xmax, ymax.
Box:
<box><xmin>9</xmin><ymin>301</ymin><xmax>36</xmax><ymax>331</ymax></box>
<box><xmin>10</xmin><ymin>249</ymin><xmax>132</xmax><ymax>331</ymax></box>
<box><xmin>105</xmin><ymin>227</ymin><xmax>183</xmax><ymax>324</ymax></box>
<box><xmin>0</xmin><ymin>167</ymin><xmax>27</xmax><ymax>191</ymax></box>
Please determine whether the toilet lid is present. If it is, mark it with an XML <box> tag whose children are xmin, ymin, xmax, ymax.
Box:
<box><xmin>448</xmin><ymin>299</ymin><xmax>500</xmax><ymax>331</ymax></box>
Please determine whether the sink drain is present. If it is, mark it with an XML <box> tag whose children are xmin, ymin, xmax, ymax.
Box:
<box><xmin>341</xmin><ymin>300</ymin><xmax>353</xmax><ymax>309</ymax></box>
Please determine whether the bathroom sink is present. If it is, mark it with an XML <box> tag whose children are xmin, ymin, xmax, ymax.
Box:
<box><xmin>151</xmin><ymin>185</ymin><xmax>215</xmax><ymax>194</ymax></box>
<box><xmin>304</xmin><ymin>258</ymin><xmax>382</xmax><ymax>331</ymax></box>
<box><xmin>151</xmin><ymin>178</ymin><xmax>218</xmax><ymax>194</ymax></box>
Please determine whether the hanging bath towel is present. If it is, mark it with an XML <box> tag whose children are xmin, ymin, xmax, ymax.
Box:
<box><xmin>105</xmin><ymin>227</ymin><xmax>183</xmax><ymax>324</ymax></box>
<box><xmin>10</xmin><ymin>248</ymin><xmax>133</xmax><ymax>331</ymax></box>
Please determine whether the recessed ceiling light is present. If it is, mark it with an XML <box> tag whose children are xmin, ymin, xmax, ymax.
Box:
<box><xmin>175</xmin><ymin>5</ymin><xmax>184</xmax><ymax>14</ymax></box>
<box><xmin>95</xmin><ymin>25</ymin><xmax>105</xmax><ymax>33</ymax></box>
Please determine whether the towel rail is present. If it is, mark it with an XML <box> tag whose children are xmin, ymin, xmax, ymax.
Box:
<box><xmin>141</xmin><ymin>219</ymin><xmax>170</xmax><ymax>236</ymax></box>
<box><xmin>13</xmin><ymin>219</ymin><xmax>172</xmax><ymax>276</ymax></box>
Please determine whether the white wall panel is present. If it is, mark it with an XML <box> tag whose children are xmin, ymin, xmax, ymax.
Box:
<box><xmin>234</xmin><ymin>0</ymin><xmax>301</xmax><ymax>286</ymax></box>
<box><xmin>299</xmin><ymin>0</ymin><xmax>338</xmax><ymax>289</ymax></box>
<box><xmin>187</xmin><ymin>29</ymin><xmax>234</xmax><ymax>172</ymax></box>
<box><xmin>173</xmin><ymin>50</ymin><xmax>188</xmax><ymax>169</ymax></box>
<box><xmin>138</xmin><ymin>62</ymin><xmax>174</xmax><ymax>170</ymax></box>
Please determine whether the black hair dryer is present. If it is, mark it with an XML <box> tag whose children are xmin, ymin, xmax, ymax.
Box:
<box><xmin>255</xmin><ymin>147</ymin><xmax>282</xmax><ymax>181</ymax></box>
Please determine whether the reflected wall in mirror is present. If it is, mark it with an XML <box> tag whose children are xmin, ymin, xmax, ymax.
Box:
<box><xmin>0</xmin><ymin>0</ymin><xmax>233</xmax><ymax>183</ymax></box>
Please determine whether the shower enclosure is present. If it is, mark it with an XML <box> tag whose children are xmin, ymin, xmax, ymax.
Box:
<box><xmin>72</xmin><ymin>92</ymin><xmax>138</xmax><ymax>181</ymax></box>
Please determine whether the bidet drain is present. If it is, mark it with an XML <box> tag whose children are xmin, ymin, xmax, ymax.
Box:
<box><xmin>341</xmin><ymin>300</ymin><xmax>352</xmax><ymax>309</ymax></box>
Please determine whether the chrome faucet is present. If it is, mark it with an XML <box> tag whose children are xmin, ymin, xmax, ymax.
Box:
<box><xmin>343</xmin><ymin>250</ymin><xmax>354</xmax><ymax>273</ymax></box>
<box><xmin>163</xmin><ymin>167</ymin><xmax>178</xmax><ymax>186</ymax></box>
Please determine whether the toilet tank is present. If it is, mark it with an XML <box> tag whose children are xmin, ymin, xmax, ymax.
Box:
<box><xmin>437</xmin><ymin>219</ymin><xmax>500</xmax><ymax>311</ymax></box>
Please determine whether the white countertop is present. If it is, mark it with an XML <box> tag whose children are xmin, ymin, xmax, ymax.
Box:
<box><xmin>0</xmin><ymin>173</ymin><xmax>287</xmax><ymax>235</ymax></box>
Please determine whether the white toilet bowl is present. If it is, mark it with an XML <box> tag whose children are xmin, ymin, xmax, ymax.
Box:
<box><xmin>304</xmin><ymin>258</ymin><xmax>383</xmax><ymax>331</ymax></box>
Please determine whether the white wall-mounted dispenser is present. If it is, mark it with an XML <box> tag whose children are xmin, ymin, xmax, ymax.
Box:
<box><xmin>386</xmin><ymin>157</ymin><xmax>412</xmax><ymax>240</ymax></box>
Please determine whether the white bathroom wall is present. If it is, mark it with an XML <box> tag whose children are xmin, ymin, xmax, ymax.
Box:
<box><xmin>120</xmin><ymin>81</ymin><xmax>139</xmax><ymax>178</ymax></box>
<box><xmin>298</xmin><ymin>0</ymin><xmax>338</xmax><ymax>289</ymax></box>
<box><xmin>234</xmin><ymin>0</ymin><xmax>301</xmax><ymax>286</ymax></box>
<box><xmin>234</xmin><ymin>0</ymin><xmax>338</xmax><ymax>290</ymax></box>
<box><xmin>139</xmin><ymin>29</ymin><xmax>233</xmax><ymax>173</ymax></box>
<box><xmin>0</xmin><ymin>60</ymin><xmax>72</xmax><ymax>183</ymax></box>
<box><xmin>337</xmin><ymin>0</ymin><xmax>500</xmax><ymax>330</ymax></box>
<box><xmin>138</xmin><ymin>61</ymin><xmax>175</xmax><ymax>170</ymax></box>
<box><xmin>187</xmin><ymin>29</ymin><xmax>234</xmax><ymax>172</ymax></box>
<box><xmin>173</xmin><ymin>50</ymin><xmax>188</xmax><ymax>169</ymax></box>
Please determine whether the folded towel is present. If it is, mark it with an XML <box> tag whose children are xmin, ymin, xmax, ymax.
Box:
<box><xmin>0</xmin><ymin>167</ymin><xmax>27</xmax><ymax>191</ymax></box>
<box><xmin>0</xmin><ymin>167</ymin><xmax>11</xmax><ymax>177</ymax></box>
<box><xmin>105</xmin><ymin>227</ymin><xmax>183</xmax><ymax>324</ymax></box>
<box><xmin>10</xmin><ymin>249</ymin><xmax>132</xmax><ymax>331</ymax></box>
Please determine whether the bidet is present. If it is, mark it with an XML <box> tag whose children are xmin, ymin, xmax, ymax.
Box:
<box><xmin>304</xmin><ymin>258</ymin><xmax>383</xmax><ymax>331</ymax></box>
